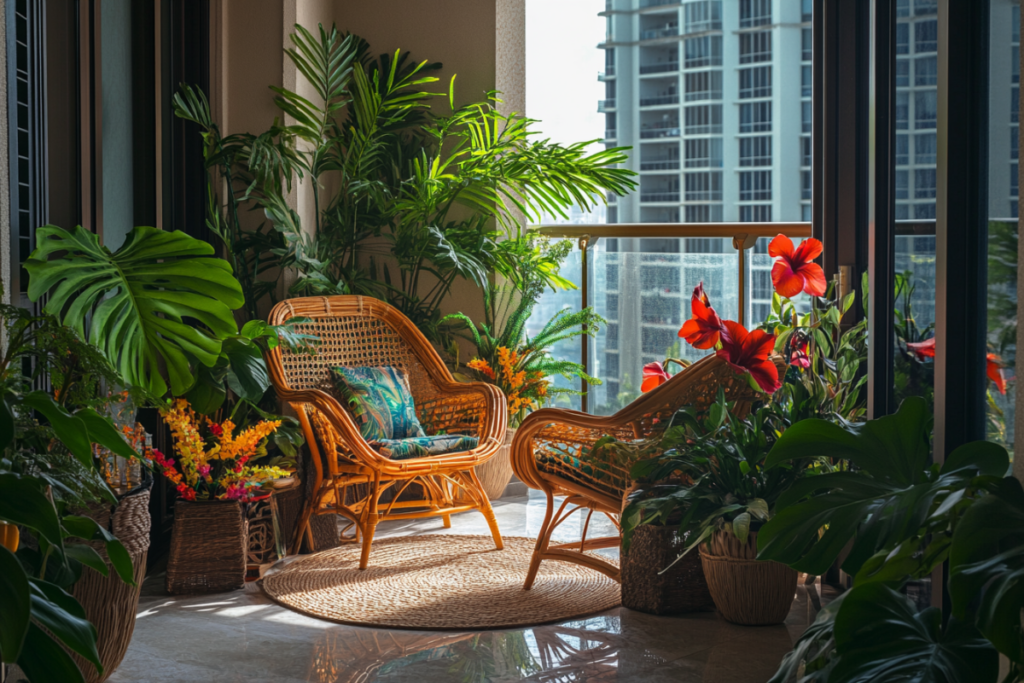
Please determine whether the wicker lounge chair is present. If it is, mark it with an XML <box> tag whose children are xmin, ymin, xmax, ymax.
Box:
<box><xmin>510</xmin><ymin>354</ymin><xmax>773</xmax><ymax>589</ymax></box>
<box><xmin>266</xmin><ymin>295</ymin><xmax>506</xmax><ymax>569</ymax></box>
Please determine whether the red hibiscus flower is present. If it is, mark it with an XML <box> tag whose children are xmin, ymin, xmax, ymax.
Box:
<box><xmin>987</xmin><ymin>353</ymin><xmax>1007</xmax><ymax>395</ymax></box>
<box><xmin>209</xmin><ymin>423</ymin><xmax>224</xmax><ymax>438</ymax></box>
<box><xmin>641</xmin><ymin>362</ymin><xmax>672</xmax><ymax>393</ymax></box>
<box><xmin>790</xmin><ymin>336</ymin><xmax>811</xmax><ymax>369</ymax></box>
<box><xmin>908</xmin><ymin>338</ymin><xmax>1008</xmax><ymax>395</ymax></box>
<box><xmin>906</xmin><ymin>337</ymin><xmax>935</xmax><ymax>360</ymax></box>
<box><xmin>717</xmin><ymin>320</ymin><xmax>781</xmax><ymax>394</ymax></box>
<box><xmin>679</xmin><ymin>282</ymin><xmax>728</xmax><ymax>349</ymax></box>
<box><xmin>769</xmin><ymin>235</ymin><xmax>827</xmax><ymax>298</ymax></box>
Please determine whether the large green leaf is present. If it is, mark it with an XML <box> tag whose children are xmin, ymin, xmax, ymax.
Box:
<box><xmin>21</xmin><ymin>392</ymin><xmax>91</xmax><ymax>466</ymax></box>
<box><xmin>830</xmin><ymin>583</ymin><xmax>997</xmax><ymax>683</ymax></box>
<box><xmin>765</xmin><ymin>397</ymin><xmax>931</xmax><ymax>485</ymax></box>
<box><xmin>0</xmin><ymin>474</ymin><xmax>63</xmax><ymax>549</ymax></box>
<box><xmin>28</xmin><ymin>579</ymin><xmax>101</xmax><ymax>671</ymax></box>
<box><xmin>26</xmin><ymin>225</ymin><xmax>244</xmax><ymax>396</ymax></box>
<box><xmin>16</xmin><ymin>622</ymin><xmax>88</xmax><ymax>683</ymax></box>
<box><xmin>223</xmin><ymin>337</ymin><xmax>270</xmax><ymax>403</ymax></box>
<box><xmin>758</xmin><ymin>398</ymin><xmax>1008</xmax><ymax>576</ymax></box>
<box><xmin>62</xmin><ymin>516</ymin><xmax>136</xmax><ymax>586</ymax></box>
<box><xmin>950</xmin><ymin>477</ymin><xmax>1024</xmax><ymax>665</ymax></box>
<box><xmin>0</xmin><ymin>545</ymin><xmax>30</xmax><ymax>663</ymax></box>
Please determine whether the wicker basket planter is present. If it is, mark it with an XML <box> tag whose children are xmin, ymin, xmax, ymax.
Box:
<box><xmin>166</xmin><ymin>499</ymin><xmax>248</xmax><ymax>595</ymax></box>
<box><xmin>475</xmin><ymin>428</ymin><xmax>516</xmax><ymax>500</ymax></box>
<box><xmin>621</xmin><ymin>524</ymin><xmax>715</xmax><ymax>615</ymax></box>
<box><xmin>699</xmin><ymin>530</ymin><xmax>797</xmax><ymax>626</ymax></box>
<box><xmin>71</xmin><ymin>485</ymin><xmax>151</xmax><ymax>683</ymax></box>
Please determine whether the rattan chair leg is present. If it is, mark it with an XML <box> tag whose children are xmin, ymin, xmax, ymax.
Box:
<box><xmin>442</xmin><ymin>514</ymin><xmax>452</xmax><ymax>528</ymax></box>
<box><xmin>358</xmin><ymin>474</ymin><xmax>383</xmax><ymax>570</ymax></box>
<box><xmin>464</xmin><ymin>468</ymin><xmax>503</xmax><ymax>551</ymax></box>
<box><xmin>524</xmin><ymin>488</ymin><xmax>557</xmax><ymax>590</ymax></box>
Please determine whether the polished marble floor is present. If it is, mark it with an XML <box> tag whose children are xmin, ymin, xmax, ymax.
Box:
<box><xmin>106</xmin><ymin>491</ymin><xmax>823</xmax><ymax>683</ymax></box>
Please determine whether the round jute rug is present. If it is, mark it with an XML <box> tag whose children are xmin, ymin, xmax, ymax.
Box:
<box><xmin>260</xmin><ymin>535</ymin><xmax>620</xmax><ymax>630</ymax></box>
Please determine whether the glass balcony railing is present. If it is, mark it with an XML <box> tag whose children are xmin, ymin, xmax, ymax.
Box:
<box><xmin>597</xmin><ymin>99</ymin><xmax>616</xmax><ymax>112</ymax></box>
<box><xmin>640</xmin><ymin>125</ymin><xmax>681</xmax><ymax>139</ymax></box>
<box><xmin>604</xmin><ymin>129</ymin><xmax>618</xmax><ymax>140</ymax></box>
<box><xmin>640</xmin><ymin>94</ymin><xmax>680</xmax><ymax>106</ymax></box>
<box><xmin>640</xmin><ymin>158</ymin><xmax>681</xmax><ymax>170</ymax></box>
<box><xmin>641</xmin><ymin>26</ymin><xmax>680</xmax><ymax>40</ymax></box>
<box><xmin>527</xmin><ymin>222</ymin><xmax>812</xmax><ymax>413</ymax></box>
<box><xmin>640</xmin><ymin>0</ymin><xmax>681</xmax><ymax>8</ymax></box>
<box><xmin>639</xmin><ymin>62</ymin><xmax>680</xmax><ymax>74</ymax></box>
<box><xmin>598</xmin><ymin>67</ymin><xmax>616</xmax><ymax>80</ymax></box>
<box><xmin>639</xmin><ymin>191</ymin><xmax>680</xmax><ymax>202</ymax></box>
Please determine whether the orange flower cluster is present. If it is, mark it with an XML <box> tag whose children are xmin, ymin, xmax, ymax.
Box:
<box><xmin>151</xmin><ymin>399</ymin><xmax>286</xmax><ymax>502</ymax></box>
<box><xmin>469</xmin><ymin>347</ymin><xmax>548</xmax><ymax>422</ymax></box>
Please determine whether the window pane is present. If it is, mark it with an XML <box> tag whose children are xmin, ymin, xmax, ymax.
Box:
<box><xmin>739</xmin><ymin>66</ymin><xmax>772</xmax><ymax>98</ymax></box>
<box><xmin>739</xmin><ymin>101</ymin><xmax>772</xmax><ymax>132</ymax></box>
<box><xmin>739</xmin><ymin>31</ymin><xmax>772</xmax><ymax>64</ymax></box>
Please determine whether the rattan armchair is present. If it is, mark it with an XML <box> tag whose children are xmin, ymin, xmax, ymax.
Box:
<box><xmin>510</xmin><ymin>354</ymin><xmax>773</xmax><ymax>589</ymax></box>
<box><xmin>266</xmin><ymin>295</ymin><xmax>506</xmax><ymax>569</ymax></box>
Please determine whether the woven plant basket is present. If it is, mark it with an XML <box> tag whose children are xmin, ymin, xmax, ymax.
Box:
<box><xmin>166</xmin><ymin>499</ymin><xmax>247</xmax><ymax>594</ymax></box>
<box><xmin>699</xmin><ymin>530</ymin><xmax>797</xmax><ymax>626</ymax></box>
<box><xmin>474</xmin><ymin>428</ymin><xmax>516</xmax><ymax>500</ymax></box>
<box><xmin>621</xmin><ymin>524</ymin><xmax>715</xmax><ymax>615</ymax></box>
<box><xmin>71</xmin><ymin>485</ymin><xmax>151</xmax><ymax>683</ymax></box>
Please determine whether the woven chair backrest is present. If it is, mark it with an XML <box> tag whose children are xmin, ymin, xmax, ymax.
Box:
<box><xmin>267</xmin><ymin>296</ymin><xmax>442</xmax><ymax>406</ymax></box>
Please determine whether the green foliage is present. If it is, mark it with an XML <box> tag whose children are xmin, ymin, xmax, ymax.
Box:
<box><xmin>26</xmin><ymin>224</ymin><xmax>245</xmax><ymax>397</ymax></box>
<box><xmin>175</xmin><ymin>24</ymin><xmax>637</xmax><ymax>339</ymax></box>
<box><xmin>829</xmin><ymin>584</ymin><xmax>997</xmax><ymax>683</ymax></box>
<box><xmin>949</xmin><ymin>477</ymin><xmax>1024</xmax><ymax>667</ymax></box>
<box><xmin>761</xmin><ymin>399</ymin><xmax>1020</xmax><ymax>683</ymax></box>
<box><xmin>757</xmin><ymin>397</ymin><xmax>1006</xmax><ymax>577</ymax></box>
<box><xmin>621</xmin><ymin>390</ymin><xmax>817</xmax><ymax>554</ymax></box>
<box><xmin>759</xmin><ymin>282</ymin><xmax>868</xmax><ymax>422</ymax></box>
<box><xmin>0</xmin><ymin>391</ymin><xmax>139</xmax><ymax>682</ymax></box>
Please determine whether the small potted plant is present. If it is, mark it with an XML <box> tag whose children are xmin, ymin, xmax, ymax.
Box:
<box><xmin>623</xmin><ymin>393</ymin><xmax>813</xmax><ymax>625</ymax></box>
<box><xmin>153</xmin><ymin>399</ymin><xmax>287</xmax><ymax>594</ymax></box>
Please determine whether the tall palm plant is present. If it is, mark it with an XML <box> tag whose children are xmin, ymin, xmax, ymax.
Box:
<box><xmin>174</xmin><ymin>23</ymin><xmax>637</xmax><ymax>336</ymax></box>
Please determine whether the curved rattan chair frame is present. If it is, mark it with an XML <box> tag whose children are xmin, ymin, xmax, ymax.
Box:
<box><xmin>511</xmin><ymin>354</ymin><xmax>774</xmax><ymax>588</ymax></box>
<box><xmin>266</xmin><ymin>295</ymin><xmax>506</xmax><ymax>569</ymax></box>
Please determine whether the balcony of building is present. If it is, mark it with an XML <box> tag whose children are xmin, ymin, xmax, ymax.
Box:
<box><xmin>2</xmin><ymin>2</ymin><xmax>1020</xmax><ymax>683</ymax></box>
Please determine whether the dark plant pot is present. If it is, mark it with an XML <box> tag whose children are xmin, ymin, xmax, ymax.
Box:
<box><xmin>71</xmin><ymin>484</ymin><xmax>151</xmax><ymax>682</ymax></box>
<box><xmin>166</xmin><ymin>499</ymin><xmax>247</xmax><ymax>594</ymax></box>
<box><xmin>621</xmin><ymin>524</ymin><xmax>715</xmax><ymax>615</ymax></box>
<box><xmin>699</xmin><ymin>530</ymin><xmax>797</xmax><ymax>626</ymax></box>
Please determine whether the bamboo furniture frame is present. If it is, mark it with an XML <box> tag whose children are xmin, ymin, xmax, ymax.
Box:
<box><xmin>510</xmin><ymin>354</ymin><xmax>771</xmax><ymax>589</ymax></box>
<box><xmin>266</xmin><ymin>295</ymin><xmax>506</xmax><ymax>569</ymax></box>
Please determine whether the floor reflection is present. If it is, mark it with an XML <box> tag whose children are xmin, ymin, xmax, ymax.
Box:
<box><xmin>307</xmin><ymin>619</ymin><xmax>630</xmax><ymax>683</ymax></box>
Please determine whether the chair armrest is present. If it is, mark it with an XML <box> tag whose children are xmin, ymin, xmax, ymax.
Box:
<box><xmin>510</xmin><ymin>406</ymin><xmax>637</xmax><ymax>495</ymax></box>
<box><xmin>272</xmin><ymin>385</ymin><xmax>387</xmax><ymax>468</ymax></box>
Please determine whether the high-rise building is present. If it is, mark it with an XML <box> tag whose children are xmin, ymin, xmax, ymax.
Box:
<box><xmin>590</xmin><ymin>0</ymin><xmax>813</xmax><ymax>412</ymax></box>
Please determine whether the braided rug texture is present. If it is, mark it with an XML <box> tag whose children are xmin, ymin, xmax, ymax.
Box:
<box><xmin>260</xmin><ymin>535</ymin><xmax>620</xmax><ymax>630</ymax></box>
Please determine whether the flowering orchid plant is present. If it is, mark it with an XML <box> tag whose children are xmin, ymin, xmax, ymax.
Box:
<box><xmin>147</xmin><ymin>399</ymin><xmax>289</xmax><ymax>502</ymax></box>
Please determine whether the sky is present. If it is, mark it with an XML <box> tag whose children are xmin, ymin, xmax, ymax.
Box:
<box><xmin>525</xmin><ymin>0</ymin><xmax>606</xmax><ymax>148</ymax></box>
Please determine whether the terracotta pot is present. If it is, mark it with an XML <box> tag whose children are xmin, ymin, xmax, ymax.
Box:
<box><xmin>474</xmin><ymin>427</ymin><xmax>516</xmax><ymax>500</ymax></box>
<box><xmin>699</xmin><ymin>530</ymin><xmax>797</xmax><ymax>626</ymax></box>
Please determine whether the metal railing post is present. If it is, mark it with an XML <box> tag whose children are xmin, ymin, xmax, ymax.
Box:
<box><xmin>579</xmin><ymin>235</ymin><xmax>591</xmax><ymax>413</ymax></box>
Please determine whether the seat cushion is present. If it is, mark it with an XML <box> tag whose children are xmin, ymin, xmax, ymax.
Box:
<box><xmin>330</xmin><ymin>365</ymin><xmax>427</xmax><ymax>441</ymax></box>
<box><xmin>372</xmin><ymin>434</ymin><xmax>480</xmax><ymax>461</ymax></box>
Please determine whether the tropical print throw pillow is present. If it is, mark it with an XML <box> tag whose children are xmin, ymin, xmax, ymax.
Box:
<box><xmin>373</xmin><ymin>434</ymin><xmax>480</xmax><ymax>461</ymax></box>
<box><xmin>330</xmin><ymin>366</ymin><xmax>426</xmax><ymax>441</ymax></box>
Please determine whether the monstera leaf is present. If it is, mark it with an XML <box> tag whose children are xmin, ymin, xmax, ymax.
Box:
<box><xmin>757</xmin><ymin>397</ymin><xmax>1009</xmax><ymax>576</ymax></box>
<box><xmin>26</xmin><ymin>225</ymin><xmax>244</xmax><ymax>396</ymax></box>
<box><xmin>950</xmin><ymin>477</ymin><xmax>1024</xmax><ymax>666</ymax></box>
